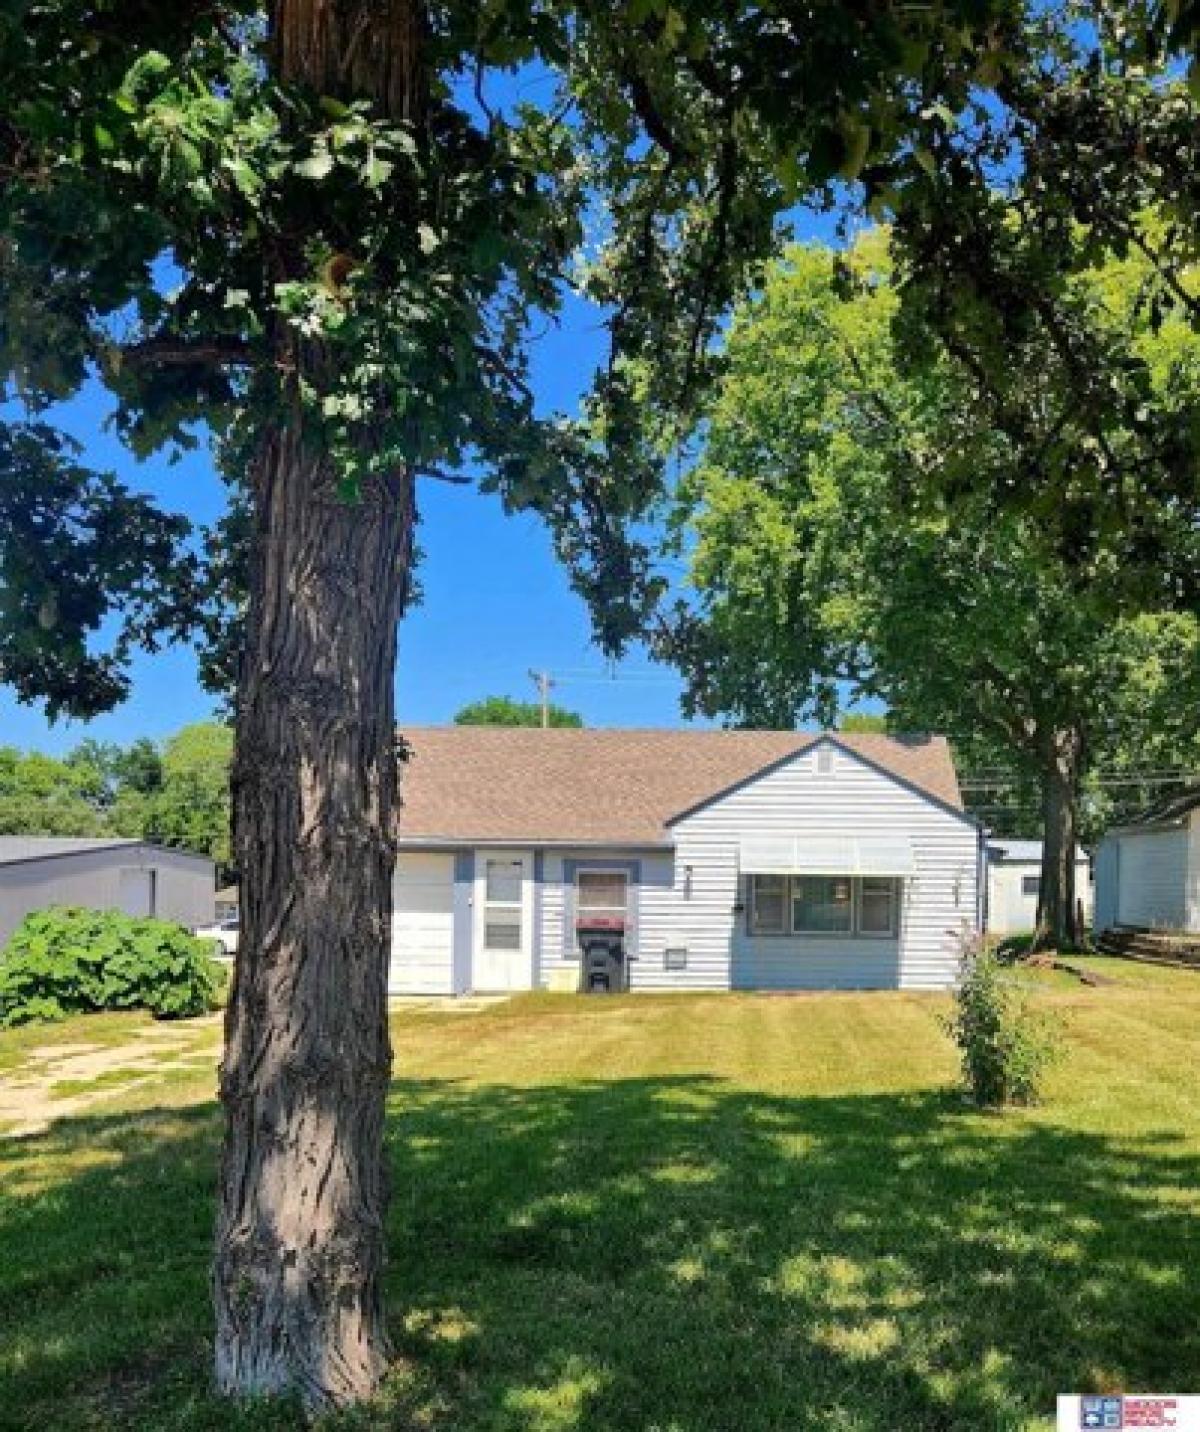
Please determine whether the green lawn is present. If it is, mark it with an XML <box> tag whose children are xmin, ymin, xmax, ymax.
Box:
<box><xmin>1</xmin><ymin>962</ymin><xmax>1198</xmax><ymax>1431</ymax></box>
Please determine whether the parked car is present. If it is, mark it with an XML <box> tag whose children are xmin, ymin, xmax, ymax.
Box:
<box><xmin>194</xmin><ymin>917</ymin><xmax>239</xmax><ymax>957</ymax></box>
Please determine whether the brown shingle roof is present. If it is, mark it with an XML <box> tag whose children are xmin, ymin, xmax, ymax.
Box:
<box><xmin>397</xmin><ymin>727</ymin><xmax>963</xmax><ymax>846</ymax></box>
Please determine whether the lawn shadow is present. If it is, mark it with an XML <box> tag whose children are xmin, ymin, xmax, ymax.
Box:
<box><xmin>0</xmin><ymin>1078</ymin><xmax>1196</xmax><ymax>1430</ymax></box>
<box><xmin>385</xmin><ymin>1077</ymin><xmax>1200</xmax><ymax>1431</ymax></box>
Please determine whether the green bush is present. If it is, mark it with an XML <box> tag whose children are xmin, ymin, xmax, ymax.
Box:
<box><xmin>0</xmin><ymin>907</ymin><xmax>222</xmax><ymax>1027</ymax></box>
<box><xmin>943</xmin><ymin>940</ymin><xmax>1062</xmax><ymax>1107</ymax></box>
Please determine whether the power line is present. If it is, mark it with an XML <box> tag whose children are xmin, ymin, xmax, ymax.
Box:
<box><xmin>549</xmin><ymin>667</ymin><xmax>680</xmax><ymax>687</ymax></box>
<box><xmin>962</xmin><ymin>770</ymin><xmax>1200</xmax><ymax>791</ymax></box>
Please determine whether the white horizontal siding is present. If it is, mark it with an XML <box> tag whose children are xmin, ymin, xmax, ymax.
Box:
<box><xmin>1189</xmin><ymin>814</ymin><xmax>1200</xmax><ymax>933</ymax></box>
<box><xmin>659</xmin><ymin>744</ymin><xmax>978</xmax><ymax>991</ymax></box>
<box><xmin>634</xmin><ymin>848</ymin><xmax>740</xmax><ymax>991</ymax></box>
<box><xmin>1116</xmin><ymin>825</ymin><xmax>1190</xmax><ymax>930</ymax></box>
<box><xmin>987</xmin><ymin>859</ymin><xmax>1093</xmax><ymax>935</ymax></box>
<box><xmin>626</xmin><ymin>853</ymin><xmax>700</xmax><ymax>990</ymax></box>
<box><xmin>538</xmin><ymin>851</ymin><xmax>568</xmax><ymax>988</ymax></box>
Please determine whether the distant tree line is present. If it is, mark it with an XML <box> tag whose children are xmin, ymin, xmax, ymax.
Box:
<box><xmin>0</xmin><ymin>722</ymin><xmax>233</xmax><ymax>874</ymax></box>
<box><xmin>454</xmin><ymin>696</ymin><xmax>583</xmax><ymax>728</ymax></box>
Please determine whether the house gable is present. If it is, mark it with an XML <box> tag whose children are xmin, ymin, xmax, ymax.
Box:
<box><xmin>665</xmin><ymin>734</ymin><xmax>978</xmax><ymax>832</ymax></box>
<box><xmin>661</xmin><ymin>738</ymin><xmax>980</xmax><ymax>991</ymax></box>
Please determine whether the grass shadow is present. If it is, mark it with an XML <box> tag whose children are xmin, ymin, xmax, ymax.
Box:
<box><xmin>0</xmin><ymin>1077</ymin><xmax>1197</xmax><ymax>1430</ymax></box>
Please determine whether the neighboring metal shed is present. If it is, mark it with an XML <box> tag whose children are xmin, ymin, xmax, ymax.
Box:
<box><xmin>984</xmin><ymin>838</ymin><xmax>1093</xmax><ymax>936</ymax></box>
<box><xmin>0</xmin><ymin>838</ymin><xmax>215</xmax><ymax>946</ymax></box>
<box><xmin>1094</xmin><ymin>787</ymin><xmax>1200</xmax><ymax>934</ymax></box>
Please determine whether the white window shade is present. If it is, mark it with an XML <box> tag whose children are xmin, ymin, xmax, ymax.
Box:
<box><xmin>739</xmin><ymin>836</ymin><xmax>916</xmax><ymax>877</ymax></box>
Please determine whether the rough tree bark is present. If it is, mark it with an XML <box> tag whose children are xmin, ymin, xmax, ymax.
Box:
<box><xmin>1033</xmin><ymin>727</ymin><xmax>1085</xmax><ymax>953</ymax></box>
<box><xmin>213</xmin><ymin>420</ymin><xmax>414</xmax><ymax>1407</ymax></box>
<box><xmin>213</xmin><ymin>0</ymin><xmax>424</xmax><ymax>1411</ymax></box>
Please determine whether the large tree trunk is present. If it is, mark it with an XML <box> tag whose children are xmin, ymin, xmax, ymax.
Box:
<box><xmin>1032</xmin><ymin>727</ymin><xmax>1084</xmax><ymax>952</ymax></box>
<box><xmin>213</xmin><ymin>420</ymin><xmax>413</xmax><ymax>1409</ymax></box>
<box><xmin>213</xmin><ymin>1</ymin><xmax>424</xmax><ymax>1411</ymax></box>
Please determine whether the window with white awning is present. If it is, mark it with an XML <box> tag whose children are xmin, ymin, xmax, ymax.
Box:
<box><xmin>738</xmin><ymin>836</ymin><xmax>917</xmax><ymax>878</ymax></box>
<box><xmin>739</xmin><ymin>838</ymin><xmax>912</xmax><ymax>937</ymax></box>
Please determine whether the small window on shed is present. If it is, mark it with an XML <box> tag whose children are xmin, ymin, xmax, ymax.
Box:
<box><xmin>1021</xmin><ymin>874</ymin><xmax>1041</xmax><ymax>897</ymax></box>
<box><xmin>816</xmin><ymin>747</ymin><xmax>834</xmax><ymax>774</ymax></box>
<box><xmin>664</xmin><ymin>947</ymin><xmax>688</xmax><ymax>971</ymax></box>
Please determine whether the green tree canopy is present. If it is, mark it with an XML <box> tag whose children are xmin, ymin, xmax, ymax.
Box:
<box><xmin>0</xmin><ymin>746</ymin><xmax>110</xmax><ymax>836</ymax></box>
<box><xmin>837</xmin><ymin>712</ymin><xmax>890</xmax><ymax>734</ymax></box>
<box><xmin>138</xmin><ymin>723</ymin><xmax>234</xmax><ymax>869</ymax></box>
<box><xmin>668</xmin><ymin>234</ymin><xmax>1200</xmax><ymax>949</ymax></box>
<box><xmin>887</xmin><ymin>13</ymin><xmax>1200</xmax><ymax>597</ymax></box>
<box><xmin>454</xmin><ymin>696</ymin><xmax>583</xmax><ymax>728</ymax></box>
<box><xmin>0</xmin><ymin>725</ymin><xmax>231</xmax><ymax>867</ymax></box>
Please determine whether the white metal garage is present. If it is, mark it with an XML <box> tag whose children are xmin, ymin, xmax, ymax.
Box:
<box><xmin>1094</xmin><ymin>789</ymin><xmax>1200</xmax><ymax>935</ymax></box>
<box><xmin>389</xmin><ymin>852</ymin><xmax>455</xmax><ymax>994</ymax></box>
<box><xmin>0</xmin><ymin>838</ymin><xmax>214</xmax><ymax>945</ymax></box>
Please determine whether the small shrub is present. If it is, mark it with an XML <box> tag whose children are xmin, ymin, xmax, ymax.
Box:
<box><xmin>943</xmin><ymin>939</ymin><xmax>1062</xmax><ymax>1107</ymax></box>
<box><xmin>0</xmin><ymin>907</ymin><xmax>222</xmax><ymax>1027</ymax></box>
<box><xmin>995</xmin><ymin>932</ymin><xmax>1035</xmax><ymax>964</ymax></box>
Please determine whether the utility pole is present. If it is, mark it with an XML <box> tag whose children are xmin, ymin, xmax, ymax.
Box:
<box><xmin>528</xmin><ymin>668</ymin><xmax>555</xmax><ymax>728</ymax></box>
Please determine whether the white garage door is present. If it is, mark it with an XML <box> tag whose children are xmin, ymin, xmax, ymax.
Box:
<box><xmin>390</xmin><ymin>853</ymin><xmax>455</xmax><ymax>994</ymax></box>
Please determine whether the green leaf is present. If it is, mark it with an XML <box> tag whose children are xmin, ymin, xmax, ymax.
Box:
<box><xmin>836</xmin><ymin>117</ymin><xmax>872</xmax><ymax>182</ymax></box>
<box><xmin>294</xmin><ymin>150</ymin><xmax>335</xmax><ymax>180</ymax></box>
<box><xmin>364</xmin><ymin>153</ymin><xmax>394</xmax><ymax>190</ymax></box>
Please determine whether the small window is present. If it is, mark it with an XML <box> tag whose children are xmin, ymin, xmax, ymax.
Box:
<box><xmin>859</xmin><ymin>877</ymin><xmax>898</xmax><ymax>935</ymax></box>
<box><xmin>1021</xmin><ymin>874</ymin><xmax>1041</xmax><ymax>897</ymax></box>
<box><xmin>664</xmin><ymin>947</ymin><xmax>688</xmax><ymax>971</ymax></box>
<box><xmin>792</xmin><ymin>875</ymin><xmax>853</xmax><ymax>933</ymax></box>
<box><xmin>748</xmin><ymin>874</ymin><xmax>787</xmax><ymax>934</ymax></box>
<box><xmin>816</xmin><ymin>747</ymin><xmax>834</xmax><ymax>774</ymax></box>
<box><xmin>577</xmin><ymin>870</ymin><xmax>628</xmax><ymax>914</ymax></box>
<box><xmin>484</xmin><ymin>916</ymin><xmax>522</xmax><ymax>950</ymax></box>
<box><xmin>486</xmin><ymin>859</ymin><xmax>522</xmax><ymax>904</ymax></box>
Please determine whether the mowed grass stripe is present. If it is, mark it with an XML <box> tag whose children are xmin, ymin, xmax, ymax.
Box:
<box><xmin>0</xmin><ymin>965</ymin><xmax>1196</xmax><ymax>1431</ymax></box>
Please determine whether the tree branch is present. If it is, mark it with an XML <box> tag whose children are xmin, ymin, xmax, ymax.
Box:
<box><xmin>121</xmin><ymin>335</ymin><xmax>255</xmax><ymax>369</ymax></box>
<box><xmin>414</xmin><ymin>465</ymin><xmax>472</xmax><ymax>485</ymax></box>
<box><xmin>620</xmin><ymin>60</ymin><xmax>694</xmax><ymax>163</ymax></box>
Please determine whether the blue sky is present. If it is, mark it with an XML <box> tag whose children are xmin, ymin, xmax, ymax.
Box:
<box><xmin>0</xmin><ymin>288</ymin><xmax>699</xmax><ymax>755</ymax></box>
<box><xmin>0</xmin><ymin>184</ymin><xmax>855</xmax><ymax>755</ymax></box>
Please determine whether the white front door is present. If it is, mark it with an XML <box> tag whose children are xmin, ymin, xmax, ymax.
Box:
<box><xmin>473</xmin><ymin>851</ymin><xmax>534</xmax><ymax>991</ymax></box>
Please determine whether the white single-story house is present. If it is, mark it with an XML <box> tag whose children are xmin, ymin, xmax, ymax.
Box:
<box><xmin>1094</xmin><ymin>787</ymin><xmax>1200</xmax><ymax>934</ymax></box>
<box><xmin>0</xmin><ymin>837</ymin><xmax>216</xmax><ymax>946</ymax></box>
<box><xmin>389</xmin><ymin>727</ymin><xmax>982</xmax><ymax>995</ymax></box>
<box><xmin>984</xmin><ymin>838</ymin><xmax>1092</xmax><ymax>936</ymax></box>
